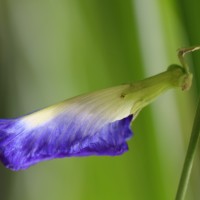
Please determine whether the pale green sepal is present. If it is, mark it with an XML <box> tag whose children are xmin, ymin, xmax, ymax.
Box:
<box><xmin>121</xmin><ymin>64</ymin><xmax>192</xmax><ymax>114</ymax></box>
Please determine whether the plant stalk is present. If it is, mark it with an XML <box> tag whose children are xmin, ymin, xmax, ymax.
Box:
<box><xmin>175</xmin><ymin>97</ymin><xmax>200</xmax><ymax>200</ymax></box>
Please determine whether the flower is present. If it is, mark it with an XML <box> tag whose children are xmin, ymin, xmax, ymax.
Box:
<box><xmin>0</xmin><ymin>64</ymin><xmax>191</xmax><ymax>170</ymax></box>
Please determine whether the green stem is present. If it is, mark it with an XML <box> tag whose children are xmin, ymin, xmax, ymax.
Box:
<box><xmin>175</xmin><ymin>97</ymin><xmax>200</xmax><ymax>200</ymax></box>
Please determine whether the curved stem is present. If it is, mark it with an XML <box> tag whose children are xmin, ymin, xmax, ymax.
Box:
<box><xmin>178</xmin><ymin>46</ymin><xmax>200</xmax><ymax>73</ymax></box>
<box><xmin>175</xmin><ymin>97</ymin><xmax>200</xmax><ymax>200</ymax></box>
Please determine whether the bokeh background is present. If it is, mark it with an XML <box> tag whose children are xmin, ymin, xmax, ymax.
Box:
<box><xmin>0</xmin><ymin>0</ymin><xmax>200</xmax><ymax>200</ymax></box>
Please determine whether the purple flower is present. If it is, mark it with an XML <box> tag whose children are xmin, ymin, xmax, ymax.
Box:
<box><xmin>0</xmin><ymin>64</ymin><xmax>190</xmax><ymax>171</ymax></box>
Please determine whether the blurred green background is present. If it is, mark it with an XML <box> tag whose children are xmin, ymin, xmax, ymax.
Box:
<box><xmin>0</xmin><ymin>0</ymin><xmax>200</xmax><ymax>200</ymax></box>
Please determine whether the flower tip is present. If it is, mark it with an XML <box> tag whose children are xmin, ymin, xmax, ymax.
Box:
<box><xmin>0</xmin><ymin>114</ymin><xmax>134</xmax><ymax>171</ymax></box>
